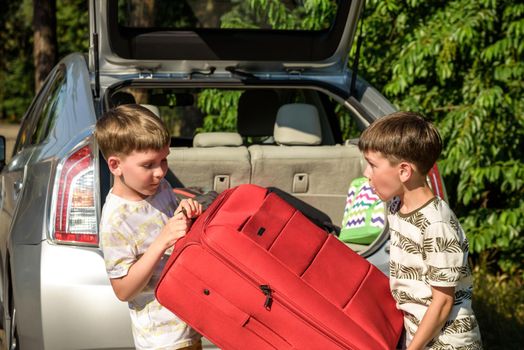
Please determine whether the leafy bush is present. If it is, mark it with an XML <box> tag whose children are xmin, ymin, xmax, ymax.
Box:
<box><xmin>196</xmin><ymin>90</ymin><xmax>241</xmax><ymax>133</ymax></box>
<box><xmin>0</xmin><ymin>0</ymin><xmax>88</xmax><ymax>121</ymax></box>
<box><xmin>357</xmin><ymin>0</ymin><xmax>524</xmax><ymax>275</ymax></box>
<box><xmin>0</xmin><ymin>0</ymin><xmax>33</xmax><ymax>121</ymax></box>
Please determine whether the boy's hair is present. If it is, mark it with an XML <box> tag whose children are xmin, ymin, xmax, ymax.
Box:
<box><xmin>358</xmin><ymin>111</ymin><xmax>442</xmax><ymax>175</ymax></box>
<box><xmin>94</xmin><ymin>104</ymin><xmax>170</xmax><ymax>159</ymax></box>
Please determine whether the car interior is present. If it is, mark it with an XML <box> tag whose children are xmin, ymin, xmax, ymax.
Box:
<box><xmin>105</xmin><ymin>87</ymin><xmax>370</xmax><ymax>252</ymax></box>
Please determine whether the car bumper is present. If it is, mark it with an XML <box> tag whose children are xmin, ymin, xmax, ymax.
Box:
<box><xmin>39</xmin><ymin>241</ymin><xmax>134</xmax><ymax>349</ymax></box>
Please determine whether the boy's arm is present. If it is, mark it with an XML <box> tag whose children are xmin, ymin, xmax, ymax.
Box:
<box><xmin>407</xmin><ymin>286</ymin><xmax>455</xmax><ymax>350</ymax></box>
<box><xmin>110</xmin><ymin>210</ymin><xmax>189</xmax><ymax>301</ymax></box>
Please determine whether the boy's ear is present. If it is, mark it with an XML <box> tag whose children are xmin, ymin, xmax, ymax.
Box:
<box><xmin>398</xmin><ymin>162</ymin><xmax>414</xmax><ymax>183</ymax></box>
<box><xmin>107</xmin><ymin>155</ymin><xmax>123</xmax><ymax>177</ymax></box>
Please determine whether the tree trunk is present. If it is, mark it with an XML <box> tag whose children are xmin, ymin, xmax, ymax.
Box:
<box><xmin>33</xmin><ymin>0</ymin><xmax>57</xmax><ymax>93</ymax></box>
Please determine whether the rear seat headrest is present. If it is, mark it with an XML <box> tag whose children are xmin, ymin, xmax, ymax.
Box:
<box><xmin>237</xmin><ymin>90</ymin><xmax>280</xmax><ymax>137</ymax></box>
<box><xmin>193</xmin><ymin>132</ymin><xmax>243</xmax><ymax>147</ymax></box>
<box><xmin>274</xmin><ymin>104</ymin><xmax>322</xmax><ymax>146</ymax></box>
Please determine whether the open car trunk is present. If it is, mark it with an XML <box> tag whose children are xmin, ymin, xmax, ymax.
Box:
<box><xmin>90</xmin><ymin>0</ymin><xmax>364</xmax><ymax>76</ymax></box>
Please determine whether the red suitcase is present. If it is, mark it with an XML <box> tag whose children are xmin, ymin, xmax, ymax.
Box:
<box><xmin>156</xmin><ymin>184</ymin><xmax>403</xmax><ymax>350</ymax></box>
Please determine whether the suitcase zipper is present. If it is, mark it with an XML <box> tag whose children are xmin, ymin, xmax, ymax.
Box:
<box><xmin>259</xmin><ymin>285</ymin><xmax>273</xmax><ymax>310</ymax></box>
<box><xmin>258</xmin><ymin>283</ymin><xmax>352</xmax><ymax>349</ymax></box>
<box><xmin>201</xmin><ymin>233</ymin><xmax>353</xmax><ymax>349</ymax></box>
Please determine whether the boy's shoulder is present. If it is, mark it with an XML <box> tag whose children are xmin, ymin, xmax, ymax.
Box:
<box><xmin>420</xmin><ymin>197</ymin><xmax>457</xmax><ymax>222</ymax></box>
<box><xmin>102</xmin><ymin>190</ymin><xmax>141</xmax><ymax>212</ymax></box>
<box><xmin>419</xmin><ymin>197</ymin><xmax>465</xmax><ymax>239</ymax></box>
<box><xmin>390</xmin><ymin>197</ymin><xmax>460</xmax><ymax>228</ymax></box>
<box><xmin>100</xmin><ymin>192</ymin><xmax>137</xmax><ymax>229</ymax></box>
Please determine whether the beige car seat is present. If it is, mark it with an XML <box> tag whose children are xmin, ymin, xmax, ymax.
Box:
<box><xmin>168</xmin><ymin>132</ymin><xmax>251</xmax><ymax>193</ymax></box>
<box><xmin>248</xmin><ymin>103</ymin><xmax>365</xmax><ymax>224</ymax></box>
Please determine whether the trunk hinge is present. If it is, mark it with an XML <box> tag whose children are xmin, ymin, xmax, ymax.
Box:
<box><xmin>286</xmin><ymin>68</ymin><xmax>304</xmax><ymax>76</ymax></box>
<box><xmin>350</xmin><ymin>0</ymin><xmax>366</xmax><ymax>97</ymax></box>
<box><xmin>137</xmin><ymin>65</ymin><xmax>162</xmax><ymax>79</ymax></box>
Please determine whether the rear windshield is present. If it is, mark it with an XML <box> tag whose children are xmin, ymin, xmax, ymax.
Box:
<box><xmin>117</xmin><ymin>0</ymin><xmax>338</xmax><ymax>31</ymax></box>
<box><xmin>107</xmin><ymin>87</ymin><xmax>357</xmax><ymax>146</ymax></box>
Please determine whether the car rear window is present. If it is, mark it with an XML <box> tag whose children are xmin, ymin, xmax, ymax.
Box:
<box><xmin>117</xmin><ymin>0</ymin><xmax>338</xmax><ymax>31</ymax></box>
<box><xmin>108</xmin><ymin>87</ymin><xmax>345</xmax><ymax>146</ymax></box>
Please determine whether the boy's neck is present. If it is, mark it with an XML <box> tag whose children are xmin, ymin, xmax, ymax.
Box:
<box><xmin>111</xmin><ymin>177</ymin><xmax>149</xmax><ymax>202</ymax></box>
<box><xmin>398</xmin><ymin>177</ymin><xmax>435</xmax><ymax>214</ymax></box>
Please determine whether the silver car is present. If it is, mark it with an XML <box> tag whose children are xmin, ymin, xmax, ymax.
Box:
<box><xmin>0</xmin><ymin>1</ymin><xmax>446</xmax><ymax>349</ymax></box>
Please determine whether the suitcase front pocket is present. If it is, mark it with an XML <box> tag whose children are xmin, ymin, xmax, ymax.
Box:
<box><xmin>240</xmin><ymin>193</ymin><xmax>296</xmax><ymax>249</ymax></box>
<box><xmin>162</xmin><ymin>262</ymin><xmax>250</xmax><ymax>328</ymax></box>
<box><xmin>158</xmin><ymin>246</ymin><xmax>291</xmax><ymax>350</ymax></box>
<box><xmin>244</xmin><ymin>316</ymin><xmax>295</xmax><ymax>350</ymax></box>
<box><xmin>302</xmin><ymin>235</ymin><xmax>370</xmax><ymax>308</ymax></box>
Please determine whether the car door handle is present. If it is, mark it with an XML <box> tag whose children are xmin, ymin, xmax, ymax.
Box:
<box><xmin>13</xmin><ymin>180</ymin><xmax>23</xmax><ymax>194</ymax></box>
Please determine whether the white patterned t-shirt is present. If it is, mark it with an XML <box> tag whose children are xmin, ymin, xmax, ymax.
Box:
<box><xmin>388</xmin><ymin>197</ymin><xmax>482</xmax><ymax>349</ymax></box>
<box><xmin>100</xmin><ymin>179</ymin><xmax>200</xmax><ymax>350</ymax></box>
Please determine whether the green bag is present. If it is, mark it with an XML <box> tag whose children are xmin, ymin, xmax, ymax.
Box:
<box><xmin>339</xmin><ymin>177</ymin><xmax>385</xmax><ymax>244</ymax></box>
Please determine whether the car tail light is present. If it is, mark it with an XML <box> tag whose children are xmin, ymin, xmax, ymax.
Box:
<box><xmin>52</xmin><ymin>143</ymin><xmax>99</xmax><ymax>245</ymax></box>
<box><xmin>428</xmin><ymin>163</ymin><xmax>448</xmax><ymax>201</ymax></box>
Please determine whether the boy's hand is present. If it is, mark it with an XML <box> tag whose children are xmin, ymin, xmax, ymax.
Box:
<box><xmin>175</xmin><ymin>198</ymin><xmax>202</xmax><ymax>219</ymax></box>
<box><xmin>156</xmin><ymin>211</ymin><xmax>190</xmax><ymax>250</ymax></box>
<box><xmin>153</xmin><ymin>199</ymin><xmax>202</xmax><ymax>252</ymax></box>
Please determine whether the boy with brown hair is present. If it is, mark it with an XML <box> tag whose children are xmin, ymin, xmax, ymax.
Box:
<box><xmin>94</xmin><ymin>104</ymin><xmax>202</xmax><ymax>350</ymax></box>
<box><xmin>358</xmin><ymin>112</ymin><xmax>482</xmax><ymax>349</ymax></box>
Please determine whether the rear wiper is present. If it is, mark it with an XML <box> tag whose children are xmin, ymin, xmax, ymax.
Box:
<box><xmin>225</xmin><ymin>67</ymin><xmax>259</xmax><ymax>80</ymax></box>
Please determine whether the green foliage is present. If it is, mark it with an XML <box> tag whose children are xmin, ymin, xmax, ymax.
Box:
<box><xmin>57</xmin><ymin>0</ymin><xmax>89</xmax><ymax>58</ymax></box>
<box><xmin>337</xmin><ymin>104</ymin><xmax>360</xmax><ymax>140</ymax></box>
<box><xmin>0</xmin><ymin>0</ymin><xmax>89</xmax><ymax>122</ymax></box>
<box><xmin>0</xmin><ymin>0</ymin><xmax>33</xmax><ymax>121</ymax></box>
<box><xmin>196</xmin><ymin>89</ymin><xmax>241</xmax><ymax>133</ymax></box>
<box><xmin>221</xmin><ymin>0</ymin><xmax>336</xmax><ymax>30</ymax></box>
<box><xmin>356</xmin><ymin>0</ymin><xmax>524</xmax><ymax>275</ymax></box>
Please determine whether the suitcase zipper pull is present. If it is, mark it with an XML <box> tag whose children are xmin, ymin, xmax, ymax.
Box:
<box><xmin>260</xmin><ymin>285</ymin><xmax>273</xmax><ymax>310</ymax></box>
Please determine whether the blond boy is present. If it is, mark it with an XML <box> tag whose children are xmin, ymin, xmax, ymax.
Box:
<box><xmin>95</xmin><ymin>104</ymin><xmax>202</xmax><ymax>350</ymax></box>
